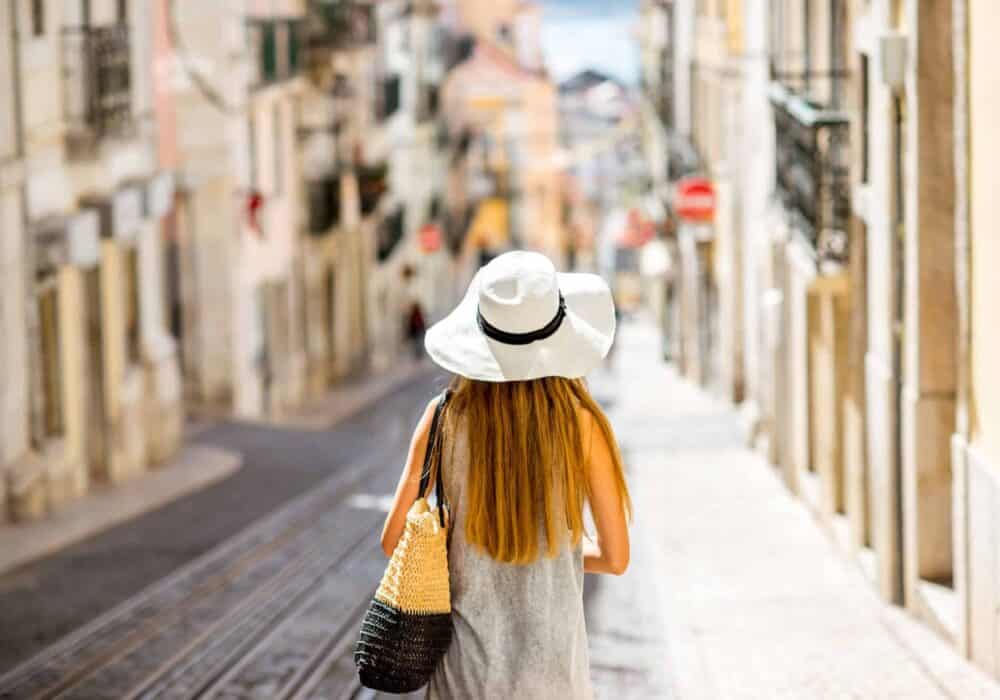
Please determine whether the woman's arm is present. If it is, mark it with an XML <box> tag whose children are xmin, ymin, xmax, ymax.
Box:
<box><xmin>380</xmin><ymin>397</ymin><xmax>439</xmax><ymax>557</ymax></box>
<box><xmin>580</xmin><ymin>410</ymin><xmax>630</xmax><ymax>575</ymax></box>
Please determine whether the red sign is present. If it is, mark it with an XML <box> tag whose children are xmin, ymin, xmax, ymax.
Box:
<box><xmin>675</xmin><ymin>177</ymin><xmax>716</xmax><ymax>223</ymax></box>
<box><xmin>618</xmin><ymin>209</ymin><xmax>656</xmax><ymax>249</ymax></box>
<box><xmin>419</xmin><ymin>224</ymin><xmax>442</xmax><ymax>252</ymax></box>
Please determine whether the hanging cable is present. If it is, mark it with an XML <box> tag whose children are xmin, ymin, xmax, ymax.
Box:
<box><xmin>166</xmin><ymin>0</ymin><xmax>241</xmax><ymax>115</ymax></box>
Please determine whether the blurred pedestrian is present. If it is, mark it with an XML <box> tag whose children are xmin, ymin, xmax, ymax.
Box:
<box><xmin>380</xmin><ymin>251</ymin><xmax>632</xmax><ymax>699</ymax></box>
<box><xmin>406</xmin><ymin>301</ymin><xmax>426</xmax><ymax>360</ymax></box>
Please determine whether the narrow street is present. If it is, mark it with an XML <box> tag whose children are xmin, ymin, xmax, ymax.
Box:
<box><xmin>0</xmin><ymin>331</ymin><xmax>673</xmax><ymax>699</ymax></box>
<box><xmin>3</xmin><ymin>318</ymin><xmax>998</xmax><ymax>698</ymax></box>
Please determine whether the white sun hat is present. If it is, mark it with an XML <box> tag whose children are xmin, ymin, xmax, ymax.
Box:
<box><xmin>425</xmin><ymin>251</ymin><xmax>616</xmax><ymax>382</ymax></box>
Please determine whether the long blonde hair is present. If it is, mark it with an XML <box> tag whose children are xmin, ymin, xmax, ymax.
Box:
<box><xmin>439</xmin><ymin>376</ymin><xmax>630</xmax><ymax>564</ymax></box>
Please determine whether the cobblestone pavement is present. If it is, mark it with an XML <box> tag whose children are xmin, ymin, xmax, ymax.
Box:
<box><xmin>610</xmin><ymin>319</ymin><xmax>1000</xmax><ymax>700</ymax></box>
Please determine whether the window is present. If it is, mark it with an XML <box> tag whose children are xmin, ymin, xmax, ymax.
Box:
<box><xmin>379</xmin><ymin>74</ymin><xmax>401</xmax><ymax>120</ymax></box>
<box><xmin>31</xmin><ymin>0</ymin><xmax>44</xmax><ymax>36</ymax></box>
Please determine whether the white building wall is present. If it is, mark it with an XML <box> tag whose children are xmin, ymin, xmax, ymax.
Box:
<box><xmin>673</xmin><ymin>0</ymin><xmax>696</xmax><ymax>137</ymax></box>
<box><xmin>739</xmin><ymin>0</ymin><xmax>775</xmax><ymax>421</ymax></box>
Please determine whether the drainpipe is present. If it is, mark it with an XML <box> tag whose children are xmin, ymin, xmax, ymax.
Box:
<box><xmin>951</xmin><ymin>0</ymin><xmax>972</xmax><ymax>656</ymax></box>
<box><xmin>9</xmin><ymin>1</ymin><xmax>24</xmax><ymax>161</ymax></box>
<box><xmin>891</xmin><ymin>91</ymin><xmax>905</xmax><ymax>604</ymax></box>
<box><xmin>880</xmin><ymin>28</ymin><xmax>909</xmax><ymax>604</ymax></box>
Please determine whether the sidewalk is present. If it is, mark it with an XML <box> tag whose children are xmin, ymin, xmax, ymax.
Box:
<box><xmin>0</xmin><ymin>445</ymin><xmax>240</xmax><ymax>576</ymax></box>
<box><xmin>0</xmin><ymin>360</ymin><xmax>436</xmax><ymax>579</ymax></box>
<box><xmin>610</xmin><ymin>321</ymin><xmax>998</xmax><ymax>699</ymax></box>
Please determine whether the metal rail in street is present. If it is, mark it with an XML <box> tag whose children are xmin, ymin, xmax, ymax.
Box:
<box><xmin>0</xmin><ymin>442</ymin><xmax>399</xmax><ymax>700</ymax></box>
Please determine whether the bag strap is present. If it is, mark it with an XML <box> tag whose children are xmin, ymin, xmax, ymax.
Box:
<box><xmin>418</xmin><ymin>390</ymin><xmax>451</xmax><ymax>527</ymax></box>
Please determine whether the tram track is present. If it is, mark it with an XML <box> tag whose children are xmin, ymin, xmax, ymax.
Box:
<box><xmin>0</xmin><ymin>440</ymin><xmax>399</xmax><ymax>700</ymax></box>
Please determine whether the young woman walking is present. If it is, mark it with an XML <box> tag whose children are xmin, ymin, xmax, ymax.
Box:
<box><xmin>381</xmin><ymin>251</ymin><xmax>632</xmax><ymax>699</ymax></box>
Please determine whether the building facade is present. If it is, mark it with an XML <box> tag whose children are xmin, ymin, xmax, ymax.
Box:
<box><xmin>953</xmin><ymin>0</ymin><xmax>1000</xmax><ymax>674</ymax></box>
<box><xmin>1</xmin><ymin>0</ymin><xmax>181</xmax><ymax>523</ymax></box>
<box><xmin>642</xmin><ymin>0</ymin><xmax>1000</xmax><ymax>682</ymax></box>
<box><xmin>0</xmin><ymin>0</ymin><xmax>462</xmax><ymax>530</ymax></box>
<box><xmin>440</xmin><ymin>0</ymin><xmax>566</xmax><ymax>274</ymax></box>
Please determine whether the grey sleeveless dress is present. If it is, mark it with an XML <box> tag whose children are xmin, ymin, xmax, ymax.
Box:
<box><xmin>426</xmin><ymin>421</ymin><xmax>593</xmax><ymax>700</ymax></box>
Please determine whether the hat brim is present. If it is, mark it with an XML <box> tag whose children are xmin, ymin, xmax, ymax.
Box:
<box><xmin>425</xmin><ymin>271</ymin><xmax>616</xmax><ymax>382</ymax></box>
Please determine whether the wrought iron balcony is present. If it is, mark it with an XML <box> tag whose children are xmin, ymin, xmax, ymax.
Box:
<box><xmin>416</xmin><ymin>82</ymin><xmax>440</xmax><ymax>124</ymax></box>
<box><xmin>377</xmin><ymin>207</ymin><xmax>405</xmax><ymax>262</ymax></box>
<box><xmin>667</xmin><ymin>132</ymin><xmax>701</xmax><ymax>182</ymax></box>
<box><xmin>376</xmin><ymin>74</ymin><xmax>401</xmax><ymax>121</ymax></box>
<box><xmin>305</xmin><ymin>1</ymin><xmax>377</xmax><ymax>50</ymax></box>
<box><xmin>444</xmin><ymin>202</ymin><xmax>474</xmax><ymax>256</ymax></box>
<box><xmin>769</xmin><ymin>82</ymin><xmax>851</xmax><ymax>264</ymax></box>
<box><xmin>62</xmin><ymin>24</ymin><xmax>133</xmax><ymax>149</ymax></box>
<box><xmin>358</xmin><ymin>162</ymin><xmax>388</xmax><ymax>216</ymax></box>
<box><xmin>306</xmin><ymin>174</ymin><xmax>341</xmax><ymax>235</ymax></box>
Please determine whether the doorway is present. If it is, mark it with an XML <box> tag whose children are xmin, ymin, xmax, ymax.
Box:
<box><xmin>30</xmin><ymin>276</ymin><xmax>64</xmax><ymax>448</ymax></box>
<box><xmin>84</xmin><ymin>266</ymin><xmax>107</xmax><ymax>479</ymax></box>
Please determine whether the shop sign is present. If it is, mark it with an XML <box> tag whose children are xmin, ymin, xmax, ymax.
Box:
<box><xmin>675</xmin><ymin>177</ymin><xmax>716</xmax><ymax>223</ymax></box>
<box><xmin>419</xmin><ymin>223</ymin><xmax>442</xmax><ymax>252</ymax></box>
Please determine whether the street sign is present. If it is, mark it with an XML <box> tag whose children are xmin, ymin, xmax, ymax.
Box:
<box><xmin>675</xmin><ymin>177</ymin><xmax>716</xmax><ymax>223</ymax></box>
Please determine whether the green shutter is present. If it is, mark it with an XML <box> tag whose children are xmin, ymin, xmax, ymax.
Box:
<box><xmin>262</xmin><ymin>23</ymin><xmax>277</xmax><ymax>83</ymax></box>
<box><xmin>288</xmin><ymin>21</ymin><xmax>300</xmax><ymax>75</ymax></box>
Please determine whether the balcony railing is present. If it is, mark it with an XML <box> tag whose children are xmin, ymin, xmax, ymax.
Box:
<box><xmin>769</xmin><ymin>81</ymin><xmax>851</xmax><ymax>264</ymax></box>
<box><xmin>62</xmin><ymin>24</ymin><xmax>133</xmax><ymax>147</ymax></box>
<box><xmin>416</xmin><ymin>82</ymin><xmax>440</xmax><ymax>124</ymax></box>
<box><xmin>376</xmin><ymin>74</ymin><xmax>401</xmax><ymax>121</ymax></box>
<box><xmin>444</xmin><ymin>202</ymin><xmax>474</xmax><ymax>256</ymax></box>
<box><xmin>305</xmin><ymin>1</ymin><xmax>376</xmax><ymax>50</ymax></box>
<box><xmin>377</xmin><ymin>207</ymin><xmax>405</xmax><ymax>262</ymax></box>
<box><xmin>358</xmin><ymin>162</ymin><xmax>388</xmax><ymax>216</ymax></box>
<box><xmin>441</xmin><ymin>32</ymin><xmax>476</xmax><ymax>73</ymax></box>
<box><xmin>667</xmin><ymin>132</ymin><xmax>701</xmax><ymax>182</ymax></box>
<box><xmin>306</xmin><ymin>174</ymin><xmax>341</xmax><ymax>235</ymax></box>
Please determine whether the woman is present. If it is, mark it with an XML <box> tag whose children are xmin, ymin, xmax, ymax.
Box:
<box><xmin>381</xmin><ymin>251</ymin><xmax>631</xmax><ymax>699</ymax></box>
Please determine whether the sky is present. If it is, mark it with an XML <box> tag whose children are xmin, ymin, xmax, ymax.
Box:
<box><xmin>539</xmin><ymin>0</ymin><xmax>640</xmax><ymax>85</ymax></box>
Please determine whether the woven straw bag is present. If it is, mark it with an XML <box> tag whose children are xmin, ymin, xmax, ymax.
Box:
<box><xmin>354</xmin><ymin>391</ymin><xmax>453</xmax><ymax>693</ymax></box>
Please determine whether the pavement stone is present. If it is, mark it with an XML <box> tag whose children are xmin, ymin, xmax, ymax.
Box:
<box><xmin>609</xmin><ymin>319</ymin><xmax>999</xmax><ymax>700</ymax></box>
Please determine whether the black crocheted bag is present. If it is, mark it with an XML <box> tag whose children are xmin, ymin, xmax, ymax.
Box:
<box><xmin>354</xmin><ymin>391</ymin><xmax>452</xmax><ymax>693</ymax></box>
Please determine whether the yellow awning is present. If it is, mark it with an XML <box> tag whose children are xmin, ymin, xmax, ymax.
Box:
<box><xmin>466</xmin><ymin>197</ymin><xmax>508</xmax><ymax>250</ymax></box>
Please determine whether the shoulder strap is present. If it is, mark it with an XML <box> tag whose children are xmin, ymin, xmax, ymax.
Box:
<box><xmin>418</xmin><ymin>390</ymin><xmax>451</xmax><ymax>527</ymax></box>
